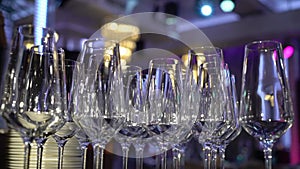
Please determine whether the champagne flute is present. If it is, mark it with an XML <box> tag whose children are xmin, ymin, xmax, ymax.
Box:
<box><xmin>20</xmin><ymin>45</ymin><xmax>65</xmax><ymax>169</ymax></box>
<box><xmin>240</xmin><ymin>40</ymin><xmax>294</xmax><ymax>169</ymax></box>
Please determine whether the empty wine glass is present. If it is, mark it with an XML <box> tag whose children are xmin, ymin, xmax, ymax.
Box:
<box><xmin>215</xmin><ymin>68</ymin><xmax>241</xmax><ymax>169</ymax></box>
<box><xmin>73</xmin><ymin>39</ymin><xmax>125</xmax><ymax>169</ymax></box>
<box><xmin>52</xmin><ymin>57</ymin><xmax>81</xmax><ymax>169</ymax></box>
<box><xmin>114</xmin><ymin>65</ymin><xmax>145</xmax><ymax>169</ymax></box>
<box><xmin>0</xmin><ymin>24</ymin><xmax>58</xmax><ymax>169</ymax></box>
<box><xmin>146</xmin><ymin>58</ymin><xmax>192</xmax><ymax>169</ymax></box>
<box><xmin>240</xmin><ymin>40</ymin><xmax>294</xmax><ymax>169</ymax></box>
<box><xmin>20</xmin><ymin>45</ymin><xmax>65</xmax><ymax>169</ymax></box>
<box><xmin>187</xmin><ymin>46</ymin><xmax>226</xmax><ymax>169</ymax></box>
<box><xmin>69</xmin><ymin>61</ymin><xmax>90</xmax><ymax>169</ymax></box>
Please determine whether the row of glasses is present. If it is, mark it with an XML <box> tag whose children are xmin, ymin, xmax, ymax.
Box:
<box><xmin>21</xmin><ymin>45</ymin><xmax>65</xmax><ymax>169</ymax></box>
<box><xmin>0</xmin><ymin>24</ymin><xmax>67</xmax><ymax>169</ymax></box>
<box><xmin>184</xmin><ymin>40</ymin><xmax>294</xmax><ymax>169</ymax></box>
<box><xmin>0</xmin><ymin>24</ymin><xmax>91</xmax><ymax>169</ymax></box>
<box><xmin>75</xmin><ymin>37</ymin><xmax>195</xmax><ymax>169</ymax></box>
<box><xmin>2</xmin><ymin>25</ymin><xmax>293</xmax><ymax>169</ymax></box>
<box><xmin>74</xmin><ymin>38</ymin><xmax>242</xmax><ymax>169</ymax></box>
<box><xmin>0</xmin><ymin>24</ymin><xmax>52</xmax><ymax>169</ymax></box>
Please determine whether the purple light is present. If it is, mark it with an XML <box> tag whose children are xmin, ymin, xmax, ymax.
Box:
<box><xmin>283</xmin><ymin>45</ymin><xmax>294</xmax><ymax>59</ymax></box>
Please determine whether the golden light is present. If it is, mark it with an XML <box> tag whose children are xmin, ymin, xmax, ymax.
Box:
<box><xmin>101</xmin><ymin>21</ymin><xmax>140</xmax><ymax>65</ymax></box>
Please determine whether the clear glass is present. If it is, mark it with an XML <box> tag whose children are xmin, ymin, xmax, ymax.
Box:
<box><xmin>240</xmin><ymin>40</ymin><xmax>294</xmax><ymax>169</ymax></box>
<box><xmin>114</xmin><ymin>65</ymin><xmax>144</xmax><ymax>169</ymax></box>
<box><xmin>0</xmin><ymin>24</ymin><xmax>57</xmax><ymax>169</ymax></box>
<box><xmin>187</xmin><ymin>46</ymin><xmax>226</xmax><ymax>169</ymax></box>
<box><xmin>217</xmin><ymin>72</ymin><xmax>241</xmax><ymax>169</ymax></box>
<box><xmin>146</xmin><ymin>58</ymin><xmax>192</xmax><ymax>169</ymax></box>
<box><xmin>52</xmin><ymin>57</ymin><xmax>81</xmax><ymax>169</ymax></box>
<box><xmin>73</xmin><ymin>38</ymin><xmax>124</xmax><ymax>169</ymax></box>
<box><xmin>20</xmin><ymin>45</ymin><xmax>65</xmax><ymax>169</ymax></box>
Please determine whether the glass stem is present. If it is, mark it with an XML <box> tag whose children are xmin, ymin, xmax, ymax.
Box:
<box><xmin>263</xmin><ymin>143</ymin><xmax>273</xmax><ymax>169</ymax></box>
<box><xmin>80</xmin><ymin>142</ymin><xmax>89</xmax><ymax>169</ymax></box>
<box><xmin>36</xmin><ymin>138</ymin><xmax>47</xmax><ymax>169</ymax></box>
<box><xmin>203</xmin><ymin>143</ymin><xmax>212</xmax><ymax>169</ymax></box>
<box><xmin>155</xmin><ymin>154</ymin><xmax>160</xmax><ymax>169</ymax></box>
<box><xmin>172</xmin><ymin>147</ymin><xmax>181</xmax><ymax>169</ymax></box>
<box><xmin>218</xmin><ymin>144</ymin><xmax>226</xmax><ymax>169</ymax></box>
<box><xmin>23</xmin><ymin>139</ymin><xmax>32</xmax><ymax>169</ymax></box>
<box><xmin>211</xmin><ymin>145</ymin><xmax>218</xmax><ymax>169</ymax></box>
<box><xmin>58</xmin><ymin>142</ymin><xmax>67</xmax><ymax>169</ymax></box>
<box><xmin>122</xmin><ymin>147</ymin><xmax>129</xmax><ymax>169</ymax></box>
<box><xmin>93</xmin><ymin>143</ymin><xmax>105</xmax><ymax>169</ymax></box>
<box><xmin>136</xmin><ymin>146</ymin><xmax>144</xmax><ymax>169</ymax></box>
<box><xmin>161</xmin><ymin>149</ymin><xmax>167</xmax><ymax>169</ymax></box>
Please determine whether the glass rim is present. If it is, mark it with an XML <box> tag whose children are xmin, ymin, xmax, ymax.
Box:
<box><xmin>149</xmin><ymin>58</ymin><xmax>180</xmax><ymax>63</ymax></box>
<box><xmin>189</xmin><ymin>46</ymin><xmax>223</xmax><ymax>57</ymax></box>
<box><xmin>121</xmin><ymin>64</ymin><xmax>142</xmax><ymax>70</ymax></box>
<box><xmin>245</xmin><ymin>40</ymin><xmax>282</xmax><ymax>51</ymax></box>
<box><xmin>83</xmin><ymin>38</ymin><xmax>119</xmax><ymax>49</ymax></box>
<box><xmin>17</xmin><ymin>24</ymin><xmax>57</xmax><ymax>38</ymax></box>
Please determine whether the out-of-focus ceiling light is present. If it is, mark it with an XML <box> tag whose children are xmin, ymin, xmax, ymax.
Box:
<box><xmin>220</xmin><ymin>0</ymin><xmax>235</xmax><ymax>12</ymax></box>
<box><xmin>101</xmin><ymin>22</ymin><xmax>140</xmax><ymax>64</ymax></box>
<box><xmin>196</xmin><ymin>1</ymin><xmax>213</xmax><ymax>17</ymax></box>
<box><xmin>201</xmin><ymin>4</ymin><xmax>213</xmax><ymax>16</ymax></box>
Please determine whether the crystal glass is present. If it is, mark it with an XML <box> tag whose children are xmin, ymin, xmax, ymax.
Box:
<box><xmin>216</xmin><ymin>68</ymin><xmax>241</xmax><ymax>169</ymax></box>
<box><xmin>187</xmin><ymin>46</ymin><xmax>226</xmax><ymax>169</ymax></box>
<box><xmin>73</xmin><ymin>38</ymin><xmax>124</xmax><ymax>169</ymax></box>
<box><xmin>114</xmin><ymin>65</ymin><xmax>145</xmax><ymax>169</ymax></box>
<box><xmin>19</xmin><ymin>45</ymin><xmax>65</xmax><ymax>169</ymax></box>
<box><xmin>68</xmin><ymin>51</ymin><xmax>91</xmax><ymax>169</ymax></box>
<box><xmin>240</xmin><ymin>40</ymin><xmax>294</xmax><ymax>169</ymax></box>
<box><xmin>0</xmin><ymin>24</ymin><xmax>57</xmax><ymax>169</ymax></box>
<box><xmin>52</xmin><ymin>57</ymin><xmax>81</xmax><ymax>169</ymax></box>
<box><xmin>146</xmin><ymin>58</ymin><xmax>192</xmax><ymax>169</ymax></box>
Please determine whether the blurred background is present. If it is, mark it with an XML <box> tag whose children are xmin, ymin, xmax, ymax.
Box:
<box><xmin>0</xmin><ymin>0</ymin><xmax>300</xmax><ymax>168</ymax></box>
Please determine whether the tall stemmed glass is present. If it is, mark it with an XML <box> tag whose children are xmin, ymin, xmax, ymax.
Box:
<box><xmin>70</xmin><ymin>61</ymin><xmax>90</xmax><ymax>169</ymax></box>
<box><xmin>73</xmin><ymin>39</ymin><xmax>125</xmax><ymax>169</ymax></box>
<box><xmin>240</xmin><ymin>40</ymin><xmax>294</xmax><ymax>169</ymax></box>
<box><xmin>115</xmin><ymin>65</ymin><xmax>144</xmax><ymax>169</ymax></box>
<box><xmin>52</xmin><ymin>57</ymin><xmax>80</xmax><ymax>169</ymax></box>
<box><xmin>0</xmin><ymin>24</ymin><xmax>58</xmax><ymax>169</ymax></box>
<box><xmin>187</xmin><ymin>46</ymin><xmax>225</xmax><ymax>169</ymax></box>
<box><xmin>20</xmin><ymin>45</ymin><xmax>65</xmax><ymax>169</ymax></box>
<box><xmin>146</xmin><ymin>58</ymin><xmax>191</xmax><ymax>169</ymax></box>
<box><xmin>216</xmin><ymin>69</ymin><xmax>241</xmax><ymax>169</ymax></box>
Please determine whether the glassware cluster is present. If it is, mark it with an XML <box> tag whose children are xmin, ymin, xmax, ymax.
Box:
<box><xmin>0</xmin><ymin>24</ymin><xmax>294</xmax><ymax>169</ymax></box>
